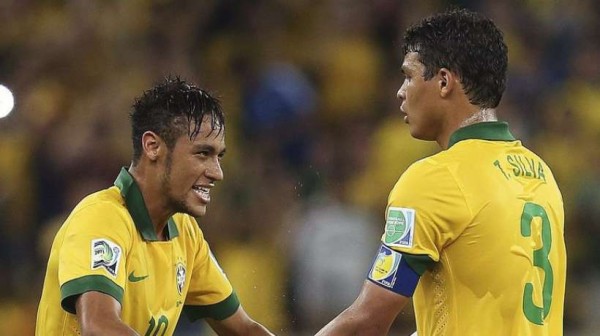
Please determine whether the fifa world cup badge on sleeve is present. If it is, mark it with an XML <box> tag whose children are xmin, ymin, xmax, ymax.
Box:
<box><xmin>384</xmin><ymin>207</ymin><xmax>415</xmax><ymax>248</ymax></box>
<box><xmin>369</xmin><ymin>244</ymin><xmax>402</xmax><ymax>287</ymax></box>
<box><xmin>91</xmin><ymin>239</ymin><xmax>122</xmax><ymax>277</ymax></box>
<box><xmin>368</xmin><ymin>244</ymin><xmax>420</xmax><ymax>296</ymax></box>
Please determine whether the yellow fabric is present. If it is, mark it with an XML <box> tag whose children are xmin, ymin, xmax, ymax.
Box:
<box><xmin>36</xmin><ymin>186</ymin><xmax>234</xmax><ymax>335</ymax></box>
<box><xmin>386</xmin><ymin>139</ymin><xmax>566</xmax><ymax>335</ymax></box>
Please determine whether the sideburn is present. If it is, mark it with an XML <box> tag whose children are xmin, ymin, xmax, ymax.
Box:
<box><xmin>161</xmin><ymin>150</ymin><xmax>190</xmax><ymax>215</ymax></box>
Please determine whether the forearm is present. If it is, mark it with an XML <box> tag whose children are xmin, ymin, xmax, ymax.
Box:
<box><xmin>78</xmin><ymin>309</ymin><xmax>139</xmax><ymax>336</ymax></box>
<box><xmin>316</xmin><ymin>281</ymin><xmax>410</xmax><ymax>336</ymax></box>
<box><xmin>207</xmin><ymin>307</ymin><xmax>274</xmax><ymax>336</ymax></box>
<box><xmin>246</xmin><ymin>321</ymin><xmax>275</xmax><ymax>336</ymax></box>
<box><xmin>209</xmin><ymin>321</ymin><xmax>273</xmax><ymax>336</ymax></box>
<box><xmin>316</xmin><ymin>306</ymin><xmax>387</xmax><ymax>336</ymax></box>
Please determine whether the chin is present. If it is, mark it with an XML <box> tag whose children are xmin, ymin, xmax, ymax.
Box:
<box><xmin>409</xmin><ymin>128</ymin><xmax>435</xmax><ymax>141</ymax></box>
<box><xmin>177</xmin><ymin>201</ymin><xmax>208</xmax><ymax>218</ymax></box>
<box><xmin>409</xmin><ymin>128</ymin><xmax>426</xmax><ymax>140</ymax></box>
<box><xmin>189</xmin><ymin>206</ymin><xmax>207</xmax><ymax>217</ymax></box>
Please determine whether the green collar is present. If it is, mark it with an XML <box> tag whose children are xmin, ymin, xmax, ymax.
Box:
<box><xmin>114</xmin><ymin>167</ymin><xmax>179</xmax><ymax>241</ymax></box>
<box><xmin>447</xmin><ymin>121</ymin><xmax>516</xmax><ymax>148</ymax></box>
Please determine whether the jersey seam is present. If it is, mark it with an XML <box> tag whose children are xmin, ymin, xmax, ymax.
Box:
<box><xmin>430</xmin><ymin>160</ymin><xmax>470</xmax><ymax>334</ymax></box>
<box><xmin>439</xmin><ymin>163</ymin><xmax>474</xmax><ymax>240</ymax></box>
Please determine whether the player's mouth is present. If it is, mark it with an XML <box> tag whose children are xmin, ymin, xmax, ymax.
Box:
<box><xmin>400</xmin><ymin>105</ymin><xmax>408</xmax><ymax>123</ymax></box>
<box><xmin>192</xmin><ymin>185</ymin><xmax>211</xmax><ymax>203</ymax></box>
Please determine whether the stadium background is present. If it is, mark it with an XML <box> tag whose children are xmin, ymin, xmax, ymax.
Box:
<box><xmin>0</xmin><ymin>0</ymin><xmax>599</xmax><ymax>335</ymax></box>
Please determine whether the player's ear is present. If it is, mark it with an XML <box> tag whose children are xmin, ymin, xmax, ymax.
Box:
<box><xmin>141</xmin><ymin>131</ymin><xmax>163</xmax><ymax>162</ymax></box>
<box><xmin>437</xmin><ymin>68</ymin><xmax>455</xmax><ymax>98</ymax></box>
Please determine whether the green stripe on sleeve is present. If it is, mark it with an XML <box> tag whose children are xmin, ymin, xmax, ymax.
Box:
<box><xmin>183</xmin><ymin>292</ymin><xmax>240</xmax><ymax>321</ymax></box>
<box><xmin>60</xmin><ymin>275</ymin><xmax>124</xmax><ymax>314</ymax></box>
<box><xmin>403</xmin><ymin>254</ymin><xmax>436</xmax><ymax>275</ymax></box>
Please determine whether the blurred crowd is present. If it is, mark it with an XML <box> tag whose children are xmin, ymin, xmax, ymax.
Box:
<box><xmin>1</xmin><ymin>0</ymin><xmax>599</xmax><ymax>335</ymax></box>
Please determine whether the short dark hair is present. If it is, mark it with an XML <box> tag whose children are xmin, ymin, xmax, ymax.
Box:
<box><xmin>130</xmin><ymin>76</ymin><xmax>225</xmax><ymax>165</ymax></box>
<box><xmin>403</xmin><ymin>8</ymin><xmax>508</xmax><ymax>108</ymax></box>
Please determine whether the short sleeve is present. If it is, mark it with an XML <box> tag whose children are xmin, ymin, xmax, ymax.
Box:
<box><xmin>382</xmin><ymin>159</ymin><xmax>471</xmax><ymax>273</ymax></box>
<box><xmin>183</xmin><ymin>225</ymin><xmax>239</xmax><ymax>321</ymax></box>
<box><xmin>58</xmin><ymin>202</ymin><xmax>132</xmax><ymax>313</ymax></box>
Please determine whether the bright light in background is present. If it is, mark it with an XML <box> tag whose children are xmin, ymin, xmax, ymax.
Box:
<box><xmin>0</xmin><ymin>84</ymin><xmax>15</xmax><ymax>119</ymax></box>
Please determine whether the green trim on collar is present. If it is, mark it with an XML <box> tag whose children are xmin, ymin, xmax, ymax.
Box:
<box><xmin>448</xmin><ymin>121</ymin><xmax>516</xmax><ymax>148</ymax></box>
<box><xmin>114</xmin><ymin>167</ymin><xmax>179</xmax><ymax>241</ymax></box>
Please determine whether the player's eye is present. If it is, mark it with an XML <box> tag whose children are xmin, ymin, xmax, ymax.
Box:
<box><xmin>400</xmin><ymin>70</ymin><xmax>410</xmax><ymax>81</ymax></box>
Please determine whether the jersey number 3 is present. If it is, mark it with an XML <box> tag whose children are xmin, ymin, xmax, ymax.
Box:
<box><xmin>520</xmin><ymin>202</ymin><xmax>553</xmax><ymax>325</ymax></box>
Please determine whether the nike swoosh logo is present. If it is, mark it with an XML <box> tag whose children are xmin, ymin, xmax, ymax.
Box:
<box><xmin>128</xmin><ymin>271</ymin><xmax>149</xmax><ymax>282</ymax></box>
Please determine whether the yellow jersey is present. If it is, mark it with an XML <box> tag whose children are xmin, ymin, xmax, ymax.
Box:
<box><xmin>383</xmin><ymin>122</ymin><xmax>566</xmax><ymax>335</ymax></box>
<box><xmin>36</xmin><ymin>168</ymin><xmax>239</xmax><ymax>335</ymax></box>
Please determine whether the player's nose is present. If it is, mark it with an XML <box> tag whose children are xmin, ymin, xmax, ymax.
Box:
<box><xmin>205</xmin><ymin>157</ymin><xmax>223</xmax><ymax>182</ymax></box>
<box><xmin>397</xmin><ymin>84</ymin><xmax>406</xmax><ymax>101</ymax></box>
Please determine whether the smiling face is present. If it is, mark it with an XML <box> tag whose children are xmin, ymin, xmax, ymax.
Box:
<box><xmin>396</xmin><ymin>52</ymin><xmax>446</xmax><ymax>141</ymax></box>
<box><xmin>160</xmin><ymin>117</ymin><xmax>225</xmax><ymax>217</ymax></box>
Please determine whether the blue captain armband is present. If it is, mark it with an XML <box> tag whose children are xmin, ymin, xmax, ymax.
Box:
<box><xmin>367</xmin><ymin>244</ymin><xmax>420</xmax><ymax>297</ymax></box>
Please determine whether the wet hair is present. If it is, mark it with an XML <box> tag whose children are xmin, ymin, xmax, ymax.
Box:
<box><xmin>403</xmin><ymin>8</ymin><xmax>508</xmax><ymax>108</ymax></box>
<box><xmin>130</xmin><ymin>76</ymin><xmax>224</xmax><ymax>165</ymax></box>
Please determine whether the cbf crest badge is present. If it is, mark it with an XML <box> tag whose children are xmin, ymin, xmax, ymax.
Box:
<box><xmin>91</xmin><ymin>239</ymin><xmax>122</xmax><ymax>277</ymax></box>
<box><xmin>384</xmin><ymin>207</ymin><xmax>415</xmax><ymax>248</ymax></box>
<box><xmin>176</xmin><ymin>262</ymin><xmax>186</xmax><ymax>295</ymax></box>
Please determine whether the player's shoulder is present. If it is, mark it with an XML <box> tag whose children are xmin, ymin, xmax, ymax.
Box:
<box><xmin>46</xmin><ymin>186</ymin><xmax>135</xmax><ymax>250</ymax></box>
<box><xmin>411</xmin><ymin>138</ymin><xmax>513</xmax><ymax>174</ymax></box>
<box><xmin>390</xmin><ymin>153</ymin><xmax>459</xmax><ymax>201</ymax></box>
<box><xmin>519</xmin><ymin>144</ymin><xmax>552</xmax><ymax>167</ymax></box>
<box><xmin>71</xmin><ymin>186</ymin><xmax>125</xmax><ymax>214</ymax></box>
<box><xmin>64</xmin><ymin>186</ymin><xmax>131</xmax><ymax>230</ymax></box>
<box><xmin>401</xmin><ymin>151</ymin><xmax>453</xmax><ymax>181</ymax></box>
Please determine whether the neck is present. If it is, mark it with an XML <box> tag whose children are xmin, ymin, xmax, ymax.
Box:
<box><xmin>459</xmin><ymin>108</ymin><xmax>497</xmax><ymax>128</ymax></box>
<box><xmin>439</xmin><ymin>108</ymin><xmax>498</xmax><ymax>149</ymax></box>
<box><xmin>128</xmin><ymin>162</ymin><xmax>171</xmax><ymax>240</ymax></box>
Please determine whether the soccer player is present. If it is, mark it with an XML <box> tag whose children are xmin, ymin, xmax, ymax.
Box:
<box><xmin>36</xmin><ymin>77</ymin><xmax>274</xmax><ymax>335</ymax></box>
<box><xmin>317</xmin><ymin>9</ymin><xmax>566</xmax><ymax>336</ymax></box>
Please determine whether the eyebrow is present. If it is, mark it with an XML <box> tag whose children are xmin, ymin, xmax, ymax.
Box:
<box><xmin>192</xmin><ymin>144</ymin><xmax>226</xmax><ymax>155</ymax></box>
